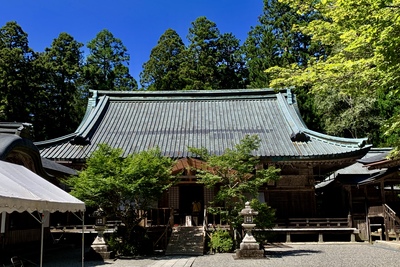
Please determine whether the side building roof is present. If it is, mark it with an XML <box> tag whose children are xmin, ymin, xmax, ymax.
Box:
<box><xmin>36</xmin><ymin>89</ymin><xmax>371</xmax><ymax>162</ymax></box>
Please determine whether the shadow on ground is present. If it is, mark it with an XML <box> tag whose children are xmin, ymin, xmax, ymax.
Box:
<box><xmin>263</xmin><ymin>243</ymin><xmax>322</xmax><ymax>259</ymax></box>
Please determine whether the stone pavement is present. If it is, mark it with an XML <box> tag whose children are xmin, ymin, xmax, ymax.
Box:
<box><xmin>17</xmin><ymin>241</ymin><xmax>400</xmax><ymax>267</ymax></box>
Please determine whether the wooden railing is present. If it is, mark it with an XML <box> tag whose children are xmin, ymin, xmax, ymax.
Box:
<box><xmin>383</xmin><ymin>204</ymin><xmax>400</xmax><ymax>241</ymax></box>
<box><xmin>203</xmin><ymin>206</ymin><xmax>230</xmax><ymax>229</ymax></box>
<box><xmin>146</xmin><ymin>208</ymin><xmax>174</xmax><ymax>227</ymax></box>
<box><xmin>368</xmin><ymin>204</ymin><xmax>400</xmax><ymax>241</ymax></box>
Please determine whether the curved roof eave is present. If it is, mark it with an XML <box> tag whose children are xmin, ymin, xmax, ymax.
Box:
<box><xmin>277</xmin><ymin>92</ymin><xmax>368</xmax><ymax>148</ymax></box>
<box><xmin>264</xmin><ymin>145</ymin><xmax>372</xmax><ymax>162</ymax></box>
<box><xmin>35</xmin><ymin>94</ymin><xmax>110</xmax><ymax>148</ymax></box>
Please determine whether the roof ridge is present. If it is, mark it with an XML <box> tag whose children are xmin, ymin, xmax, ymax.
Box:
<box><xmin>94</xmin><ymin>88</ymin><xmax>285</xmax><ymax>99</ymax></box>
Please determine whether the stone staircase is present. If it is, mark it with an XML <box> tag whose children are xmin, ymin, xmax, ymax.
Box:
<box><xmin>165</xmin><ymin>226</ymin><xmax>205</xmax><ymax>256</ymax></box>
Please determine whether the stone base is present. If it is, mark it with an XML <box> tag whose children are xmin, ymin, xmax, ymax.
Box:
<box><xmin>85</xmin><ymin>247</ymin><xmax>114</xmax><ymax>260</ymax></box>
<box><xmin>235</xmin><ymin>248</ymin><xmax>264</xmax><ymax>259</ymax></box>
<box><xmin>88</xmin><ymin>235</ymin><xmax>113</xmax><ymax>260</ymax></box>
<box><xmin>240</xmin><ymin>242</ymin><xmax>260</xmax><ymax>250</ymax></box>
<box><xmin>95</xmin><ymin>251</ymin><xmax>113</xmax><ymax>260</ymax></box>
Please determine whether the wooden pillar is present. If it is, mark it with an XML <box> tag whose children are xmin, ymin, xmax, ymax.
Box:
<box><xmin>350</xmin><ymin>233</ymin><xmax>356</xmax><ymax>242</ymax></box>
<box><xmin>344</xmin><ymin>185</ymin><xmax>352</xmax><ymax>214</ymax></box>
<box><xmin>286</xmin><ymin>232</ymin><xmax>291</xmax><ymax>242</ymax></box>
<box><xmin>318</xmin><ymin>233</ymin><xmax>323</xmax><ymax>243</ymax></box>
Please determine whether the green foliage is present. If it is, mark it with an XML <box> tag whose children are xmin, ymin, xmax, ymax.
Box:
<box><xmin>242</xmin><ymin>0</ymin><xmax>325</xmax><ymax>131</ymax></box>
<box><xmin>216</xmin><ymin>33</ymin><xmax>248</xmax><ymax>89</ymax></box>
<box><xmin>140</xmin><ymin>29</ymin><xmax>186</xmax><ymax>90</ymax></box>
<box><xmin>107</xmin><ymin>226</ymin><xmax>153</xmax><ymax>256</ymax></box>
<box><xmin>32</xmin><ymin>33</ymin><xmax>84</xmax><ymax>140</ymax></box>
<box><xmin>266</xmin><ymin>0</ymin><xmax>400</xmax><ymax>147</ymax></box>
<box><xmin>84</xmin><ymin>29</ymin><xmax>137</xmax><ymax>91</ymax></box>
<box><xmin>242</xmin><ymin>0</ymin><xmax>325</xmax><ymax>88</ymax></box>
<box><xmin>250</xmin><ymin>199</ymin><xmax>276</xmax><ymax>229</ymax></box>
<box><xmin>209</xmin><ymin>229</ymin><xmax>234</xmax><ymax>253</ymax></box>
<box><xmin>179</xmin><ymin>16</ymin><xmax>220</xmax><ymax>90</ymax></box>
<box><xmin>189</xmin><ymin>135</ymin><xmax>280</xmax><ymax>229</ymax></box>
<box><xmin>66</xmin><ymin>144</ymin><xmax>175</xmax><ymax>253</ymax></box>
<box><xmin>178</xmin><ymin>16</ymin><xmax>248</xmax><ymax>90</ymax></box>
<box><xmin>0</xmin><ymin>21</ymin><xmax>34</xmax><ymax>123</ymax></box>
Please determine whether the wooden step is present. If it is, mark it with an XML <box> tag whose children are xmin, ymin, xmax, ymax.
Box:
<box><xmin>165</xmin><ymin>226</ymin><xmax>204</xmax><ymax>256</ymax></box>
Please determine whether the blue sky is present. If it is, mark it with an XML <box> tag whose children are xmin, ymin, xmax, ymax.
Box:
<box><xmin>1</xmin><ymin>1</ymin><xmax>264</xmax><ymax>83</ymax></box>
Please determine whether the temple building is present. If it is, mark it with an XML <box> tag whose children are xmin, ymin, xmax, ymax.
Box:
<box><xmin>35</xmin><ymin>89</ymin><xmax>371</xmax><ymax>225</ymax></box>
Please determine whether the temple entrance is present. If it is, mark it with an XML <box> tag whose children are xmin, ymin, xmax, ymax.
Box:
<box><xmin>179</xmin><ymin>185</ymin><xmax>203</xmax><ymax>226</ymax></box>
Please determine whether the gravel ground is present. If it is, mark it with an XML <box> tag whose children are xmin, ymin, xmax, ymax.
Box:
<box><xmin>19</xmin><ymin>242</ymin><xmax>400</xmax><ymax>267</ymax></box>
<box><xmin>193</xmin><ymin>242</ymin><xmax>400</xmax><ymax>267</ymax></box>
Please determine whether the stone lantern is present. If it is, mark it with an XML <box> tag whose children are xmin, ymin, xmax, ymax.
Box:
<box><xmin>94</xmin><ymin>208</ymin><xmax>107</xmax><ymax>227</ymax></box>
<box><xmin>90</xmin><ymin>208</ymin><xmax>112</xmax><ymax>259</ymax></box>
<box><xmin>235</xmin><ymin>201</ymin><xmax>264</xmax><ymax>258</ymax></box>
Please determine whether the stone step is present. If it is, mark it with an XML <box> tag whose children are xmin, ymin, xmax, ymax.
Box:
<box><xmin>166</xmin><ymin>226</ymin><xmax>205</xmax><ymax>256</ymax></box>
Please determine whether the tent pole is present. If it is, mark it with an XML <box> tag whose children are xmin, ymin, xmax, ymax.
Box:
<box><xmin>40</xmin><ymin>217</ymin><xmax>44</xmax><ymax>267</ymax></box>
<box><xmin>39</xmin><ymin>212</ymin><xmax>49</xmax><ymax>267</ymax></box>
<box><xmin>72</xmin><ymin>211</ymin><xmax>85</xmax><ymax>267</ymax></box>
<box><xmin>28</xmin><ymin>212</ymin><xmax>47</xmax><ymax>267</ymax></box>
<box><xmin>1</xmin><ymin>211</ymin><xmax>5</xmax><ymax>249</ymax></box>
<box><xmin>1</xmin><ymin>211</ymin><xmax>6</xmax><ymax>234</ymax></box>
<box><xmin>82</xmin><ymin>211</ymin><xmax>85</xmax><ymax>267</ymax></box>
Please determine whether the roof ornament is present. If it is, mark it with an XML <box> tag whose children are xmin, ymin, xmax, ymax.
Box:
<box><xmin>286</xmin><ymin>87</ymin><xmax>294</xmax><ymax>105</ymax></box>
<box><xmin>70</xmin><ymin>135</ymin><xmax>91</xmax><ymax>146</ymax></box>
<box><xmin>290</xmin><ymin>131</ymin><xmax>310</xmax><ymax>142</ymax></box>
<box><xmin>16</xmin><ymin>123</ymin><xmax>34</xmax><ymax>139</ymax></box>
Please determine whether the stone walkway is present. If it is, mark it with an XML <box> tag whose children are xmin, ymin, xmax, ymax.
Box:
<box><xmin>13</xmin><ymin>241</ymin><xmax>400</xmax><ymax>267</ymax></box>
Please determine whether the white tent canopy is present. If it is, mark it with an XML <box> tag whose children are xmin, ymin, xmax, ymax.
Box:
<box><xmin>0</xmin><ymin>160</ymin><xmax>85</xmax><ymax>213</ymax></box>
<box><xmin>0</xmin><ymin>160</ymin><xmax>85</xmax><ymax>267</ymax></box>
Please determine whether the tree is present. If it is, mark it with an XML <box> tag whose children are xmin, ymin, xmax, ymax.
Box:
<box><xmin>180</xmin><ymin>16</ymin><xmax>220</xmax><ymax>90</ymax></box>
<box><xmin>242</xmin><ymin>24</ymin><xmax>277</xmax><ymax>88</ymax></box>
<box><xmin>188</xmin><ymin>135</ymin><xmax>280</xmax><ymax>230</ymax></box>
<box><xmin>140</xmin><ymin>29</ymin><xmax>186</xmax><ymax>90</ymax></box>
<box><xmin>83</xmin><ymin>29</ymin><xmax>137</xmax><ymax>91</ymax></box>
<box><xmin>243</xmin><ymin>0</ymin><xmax>324</xmax><ymax>89</ymax></box>
<box><xmin>66</xmin><ymin>144</ymin><xmax>175</xmax><ymax>255</ymax></box>
<box><xmin>0</xmin><ymin>21</ymin><xmax>35</xmax><ymax>123</ymax></box>
<box><xmin>216</xmin><ymin>33</ymin><xmax>248</xmax><ymax>89</ymax></box>
<box><xmin>31</xmin><ymin>33</ymin><xmax>84</xmax><ymax>140</ymax></box>
<box><xmin>265</xmin><ymin>0</ymin><xmax>400</xmax><ymax>146</ymax></box>
<box><xmin>242</xmin><ymin>0</ymin><xmax>327</xmax><ymax>131</ymax></box>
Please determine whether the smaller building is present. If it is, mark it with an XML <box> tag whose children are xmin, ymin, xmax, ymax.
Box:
<box><xmin>316</xmin><ymin>148</ymin><xmax>400</xmax><ymax>241</ymax></box>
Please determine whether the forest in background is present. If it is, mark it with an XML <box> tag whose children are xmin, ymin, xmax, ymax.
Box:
<box><xmin>0</xmin><ymin>0</ymin><xmax>399</xmax><ymax>156</ymax></box>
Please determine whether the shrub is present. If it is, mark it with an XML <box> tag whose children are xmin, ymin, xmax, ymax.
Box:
<box><xmin>209</xmin><ymin>229</ymin><xmax>234</xmax><ymax>253</ymax></box>
<box><xmin>107</xmin><ymin>226</ymin><xmax>153</xmax><ymax>256</ymax></box>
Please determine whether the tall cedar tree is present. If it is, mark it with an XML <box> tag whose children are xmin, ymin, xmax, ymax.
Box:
<box><xmin>31</xmin><ymin>33</ymin><xmax>84</xmax><ymax>140</ymax></box>
<box><xmin>0</xmin><ymin>22</ymin><xmax>35</xmax><ymax>124</ymax></box>
<box><xmin>140</xmin><ymin>29</ymin><xmax>186</xmax><ymax>90</ymax></box>
<box><xmin>83</xmin><ymin>29</ymin><xmax>137</xmax><ymax>91</ymax></box>
<box><xmin>180</xmin><ymin>16</ymin><xmax>220</xmax><ymax>90</ymax></box>
<box><xmin>216</xmin><ymin>33</ymin><xmax>249</xmax><ymax>89</ymax></box>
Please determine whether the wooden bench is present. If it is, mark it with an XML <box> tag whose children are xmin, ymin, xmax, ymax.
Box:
<box><xmin>258</xmin><ymin>217</ymin><xmax>358</xmax><ymax>243</ymax></box>
<box><xmin>286</xmin><ymin>217</ymin><xmax>350</xmax><ymax>228</ymax></box>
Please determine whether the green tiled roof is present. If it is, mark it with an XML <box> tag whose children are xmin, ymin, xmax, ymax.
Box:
<box><xmin>36</xmin><ymin>89</ymin><xmax>370</xmax><ymax>161</ymax></box>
